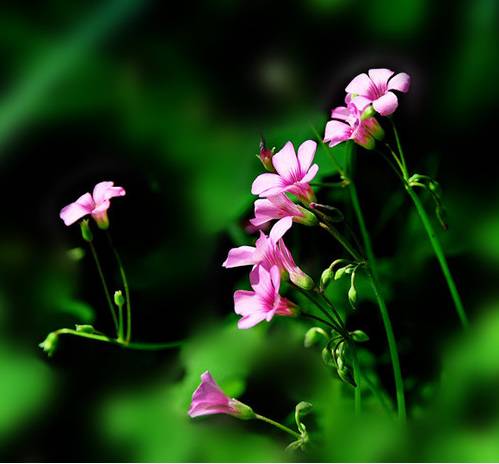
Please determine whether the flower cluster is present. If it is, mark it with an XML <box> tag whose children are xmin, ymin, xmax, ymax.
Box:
<box><xmin>223</xmin><ymin>140</ymin><xmax>321</xmax><ymax>328</ymax></box>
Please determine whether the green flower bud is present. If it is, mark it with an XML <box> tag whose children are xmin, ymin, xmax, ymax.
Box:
<box><xmin>229</xmin><ymin>399</ymin><xmax>256</xmax><ymax>420</ymax></box>
<box><xmin>348</xmin><ymin>285</ymin><xmax>357</xmax><ymax>309</ymax></box>
<box><xmin>350</xmin><ymin>329</ymin><xmax>369</xmax><ymax>342</ymax></box>
<box><xmin>80</xmin><ymin>219</ymin><xmax>93</xmax><ymax>242</ymax></box>
<box><xmin>290</xmin><ymin>271</ymin><xmax>315</xmax><ymax>291</ymax></box>
<box><xmin>304</xmin><ymin>327</ymin><xmax>328</xmax><ymax>348</ymax></box>
<box><xmin>320</xmin><ymin>267</ymin><xmax>334</xmax><ymax>292</ymax></box>
<box><xmin>294</xmin><ymin>206</ymin><xmax>319</xmax><ymax>227</ymax></box>
<box><xmin>114</xmin><ymin>290</ymin><xmax>125</xmax><ymax>307</ymax></box>
<box><xmin>39</xmin><ymin>332</ymin><xmax>59</xmax><ymax>357</ymax></box>
<box><xmin>360</xmin><ymin>105</ymin><xmax>376</xmax><ymax>120</ymax></box>
<box><xmin>75</xmin><ymin>324</ymin><xmax>97</xmax><ymax>334</ymax></box>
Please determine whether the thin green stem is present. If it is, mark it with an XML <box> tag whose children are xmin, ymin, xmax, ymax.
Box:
<box><xmin>301</xmin><ymin>311</ymin><xmax>336</xmax><ymax>330</ymax></box>
<box><xmin>318</xmin><ymin>222</ymin><xmax>362</xmax><ymax>262</ymax></box>
<box><xmin>352</xmin><ymin>347</ymin><xmax>361</xmax><ymax>416</ymax></box>
<box><xmin>106</xmin><ymin>231</ymin><xmax>132</xmax><ymax>342</ymax></box>
<box><xmin>317</xmin><ymin>292</ymin><xmax>346</xmax><ymax>331</ymax></box>
<box><xmin>255</xmin><ymin>413</ymin><xmax>301</xmax><ymax>439</ymax></box>
<box><xmin>405</xmin><ymin>187</ymin><xmax>468</xmax><ymax>328</ymax></box>
<box><xmin>51</xmin><ymin>328</ymin><xmax>183</xmax><ymax>350</ymax></box>
<box><xmin>117</xmin><ymin>301</ymin><xmax>124</xmax><ymax>342</ymax></box>
<box><xmin>390</xmin><ymin>119</ymin><xmax>408</xmax><ymax>177</ymax></box>
<box><xmin>88</xmin><ymin>241</ymin><xmax>119</xmax><ymax>336</ymax></box>
<box><xmin>360</xmin><ymin>370</ymin><xmax>393</xmax><ymax>417</ymax></box>
<box><xmin>349</xmin><ymin>178</ymin><xmax>406</xmax><ymax>422</ymax></box>
<box><xmin>310</xmin><ymin>123</ymin><xmax>346</xmax><ymax>177</ymax></box>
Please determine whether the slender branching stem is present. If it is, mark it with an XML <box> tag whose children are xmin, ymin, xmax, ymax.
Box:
<box><xmin>88</xmin><ymin>241</ymin><xmax>119</xmax><ymax>336</ymax></box>
<box><xmin>255</xmin><ymin>414</ymin><xmax>301</xmax><ymax>439</ymax></box>
<box><xmin>352</xmin><ymin>347</ymin><xmax>362</xmax><ymax>416</ymax></box>
<box><xmin>106</xmin><ymin>231</ymin><xmax>132</xmax><ymax>342</ymax></box>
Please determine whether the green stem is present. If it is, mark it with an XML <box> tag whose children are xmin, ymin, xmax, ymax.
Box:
<box><xmin>106</xmin><ymin>232</ymin><xmax>132</xmax><ymax>342</ymax></box>
<box><xmin>318</xmin><ymin>292</ymin><xmax>347</xmax><ymax>331</ymax></box>
<box><xmin>352</xmin><ymin>348</ymin><xmax>361</xmax><ymax>416</ymax></box>
<box><xmin>390</xmin><ymin>119</ymin><xmax>408</xmax><ymax>177</ymax></box>
<box><xmin>349</xmin><ymin>180</ymin><xmax>406</xmax><ymax>422</ymax></box>
<box><xmin>88</xmin><ymin>241</ymin><xmax>119</xmax><ymax>337</ymax></box>
<box><xmin>360</xmin><ymin>370</ymin><xmax>393</xmax><ymax>417</ymax></box>
<box><xmin>51</xmin><ymin>328</ymin><xmax>183</xmax><ymax>350</ymax></box>
<box><xmin>405</xmin><ymin>187</ymin><xmax>469</xmax><ymax>328</ymax></box>
<box><xmin>318</xmin><ymin>222</ymin><xmax>362</xmax><ymax>262</ymax></box>
<box><xmin>117</xmin><ymin>302</ymin><xmax>124</xmax><ymax>342</ymax></box>
<box><xmin>255</xmin><ymin>414</ymin><xmax>301</xmax><ymax>439</ymax></box>
<box><xmin>301</xmin><ymin>311</ymin><xmax>337</xmax><ymax>330</ymax></box>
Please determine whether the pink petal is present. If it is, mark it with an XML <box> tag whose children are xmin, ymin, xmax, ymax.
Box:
<box><xmin>388</xmin><ymin>72</ymin><xmax>411</xmax><ymax>93</ymax></box>
<box><xmin>331</xmin><ymin>106</ymin><xmax>350</xmax><ymax>121</ymax></box>
<box><xmin>251</xmin><ymin>198</ymin><xmax>284</xmax><ymax>226</ymax></box>
<box><xmin>353</xmin><ymin>126</ymin><xmax>375</xmax><ymax>150</ymax></box>
<box><xmin>92</xmin><ymin>181</ymin><xmax>126</xmax><ymax>205</ymax></box>
<box><xmin>269</xmin><ymin>265</ymin><xmax>281</xmax><ymax>295</ymax></box>
<box><xmin>252</xmin><ymin>265</ymin><xmax>275</xmax><ymax>300</ymax></box>
<box><xmin>324</xmin><ymin>120</ymin><xmax>352</xmax><ymax>147</ymax></box>
<box><xmin>301</xmin><ymin>163</ymin><xmax>319</xmax><ymax>184</ymax></box>
<box><xmin>222</xmin><ymin>246</ymin><xmax>256</xmax><ymax>268</ymax></box>
<box><xmin>271</xmin><ymin>141</ymin><xmax>299</xmax><ymax>182</ymax></box>
<box><xmin>269</xmin><ymin>216</ymin><xmax>293</xmax><ymax>242</ymax></box>
<box><xmin>373</xmin><ymin>91</ymin><xmax>398</xmax><ymax>116</ymax></box>
<box><xmin>188</xmin><ymin>371</ymin><xmax>234</xmax><ymax>417</ymax></box>
<box><xmin>234</xmin><ymin>290</ymin><xmax>257</xmax><ymax>316</ymax></box>
<box><xmin>251</xmin><ymin>173</ymin><xmax>285</xmax><ymax>196</ymax></box>
<box><xmin>237</xmin><ymin>311</ymin><xmax>268</xmax><ymax>329</ymax></box>
<box><xmin>345</xmin><ymin>73</ymin><xmax>376</xmax><ymax>98</ymax></box>
<box><xmin>297</xmin><ymin>140</ymin><xmax>317</xmax><ymax>174</ymax></box>
<box><xmin>349</xmin><ymin>95</ymin><xmax>372</xmax><ymax>112</ymax></box>
<box><xmin>59</xmin><ymin>192</ymin><xmax>94</xmax><ymax>226</ymax></box>
<box><xmin>368</xmin><ymin>68</ymin><xmax>394</xmax><ymax>92</ymax></box>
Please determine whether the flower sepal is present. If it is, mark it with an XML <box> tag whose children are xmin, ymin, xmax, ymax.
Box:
<box><xmin>229</xmin><ymin>399</ymin><xmax>256</xmax><ymax>420</ymax></box>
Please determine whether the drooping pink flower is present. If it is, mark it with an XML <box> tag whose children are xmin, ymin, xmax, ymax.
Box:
<box><xmin>60</xmin><ymin>181</ymin><xmax>126</xmax><ymax>229</ymax></box>
<box><xmin>222</xmin><ymin>220</ymin><xmax>314</xmax><ymax>290</ymax></box>
<box><xmin>250</xmin><ymin>194</ymin><xmax>317</xmax><ymax>232</ymax></box>
<box><xmin>188</xmin><ymin>371</ymin><xmax>255</xmax><ymax>419</ymax></box>
<box><xmin>234</xmin><ymin>265</ymin><xmax>297</xmax><ymax>329</ymax></box>
<box><xmin>251</xmin><ymin>140</ymin><xmax>318</xmax><ymax>202</ymax></box>
<box><xmin>324</xmin><ymin>99</ymin><xmax>384</xmax><ymax>150</ymax></box>
<box><xmin>345</xmin><ymin>68</ymin><xmax>410</xmax><ymax>116</ymax></box>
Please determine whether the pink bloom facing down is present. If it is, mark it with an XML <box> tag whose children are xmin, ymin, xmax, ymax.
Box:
<box><xmin>250</xmin><ymin>194</ymin><xmax>303</xmax><ymax>230</ymax></box>
<box><xmin>251</xmin><ymin>140</ymin><xmax>318</xmax><ymax>202</ymax></box>
<box><xmin>188</xmin><ymin>371</ymin><xmax>254</xmax><ymax>419</ymax></box>
<box><xmin>324</xmin><ymin>99</ymin><xmax>384</xmax><ymax>150</ymax></box>
<box><xmin>60</xmin><ymin>181</ymin><xmax>126</xmax><ymax>229</ymax></box>
<box><xmin>345</xmin><ymin>68</ymin><xmax>410</xmax><ymax>116</ymax></box>
<box><xmin>222</xmin><ymin>221</ymin><xmax>314</xmax><ymax>290</ymax></box>
<box><xmin>234</xmin><ymin>265</ymin><xmax>297</xmax><ymax>329</ymax></box>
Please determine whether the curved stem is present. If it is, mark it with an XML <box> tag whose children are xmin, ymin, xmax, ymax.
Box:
<box><xmin>255</xmin><ymin>413</ymin><xmax>301</xmax><ymax>439</ymax></box>
<box><xmin>50</xmin><ymin>328</ymin><xmax>183</xmax><ymax>350</ymax></box>
<box><xmin>390</xmin><ymin>119</ymin><xmax>408</xmax><ymax>177</ymax></box>
<box><xmin>318</xmin><ymin>222</ymin><xmax>363</xmax><ymax>262</ymax></box>
<box><xmin>318</xmin><ymin>292</ymin><xmax>346</xmax><ymax>331</ymax></box>
<box><xmin>88</xmin><ymin>241</ymin><xmax>119</xmax><ymax>337</ymax></box>
<box><xmin>405</xmin><ymin>187</ymin><xmax>468</xmax><ymax>328</ymax></box>
<box><xmin>301</xmin><ymin>311</ymin><xmax>336</xmax><ymax>330</ymax></box>
<box><xmin>106</xmin><ymin>231</ymin><xmax>132</xmax><ymax>342</ymax></box>
<box><xmin>349</xmin><ymin>180</ymin><xmax>406</xmax><ymax>422</ymax></box>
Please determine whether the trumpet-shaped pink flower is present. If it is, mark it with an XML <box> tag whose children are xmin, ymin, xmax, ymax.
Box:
<box><xmin>234</xmin><ymin>265</ymin><xmax>297</xmax><ymax>329</ymax></box>
<box><xmin>60</xmin><ymin>181</ymin><xmax>126</xmax><ymax>229</ymax></box>
<box><xmin>222</xmin><ymin>221</ymin><xmax>314</xmax><ymax>290</ymax></box>
<box><xmin>251</xmin><ymin>140</ymin><xmax>318</xmax><ymax>202</ymax></box>
<box><xmin>345</xmin><ymin>68</ymin><xmax>410</xmax><ymax>116</ymax></box>
<box><xmin>324</xmin><ymin>99</ymin><xmax>384</xmax><ymax>150</ymax></box>
<box><xmin>188</xmin><ymin>371</ymin><xmax>255</xmax><ymax>419</ymax></box>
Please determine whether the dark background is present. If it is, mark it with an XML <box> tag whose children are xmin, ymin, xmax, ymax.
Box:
<box><xmin>1</xmin><ymin>0</ymin><xmax>498</xmax><ymax>461</ymax></box>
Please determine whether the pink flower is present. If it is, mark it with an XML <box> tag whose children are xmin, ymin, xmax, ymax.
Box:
<box><xmin>324</xmin><ymin>99</ymin><xmax>384</xmax><ymax>150</ymax></box>
<box><xmin>251</xmin><ymin>140</ymin><xmax>318</xmax><ymax>202</ymax></box>
<box><xmin>60</xmin><ymin>181</ymin><xmax>126</xmax><ymax>230</ymax></box>
<box><xmin>345</xmin><ymin>68</ymin><xmax>410</xmax><ymax>116</ymax></box>
<box><xmin>188</xmin><ymin>371</ymin><xmax>255</xmax><ymax>419</ymax></box>
<box><xmin>223</xmin><ymin>220</ymin><xmax>314</xmax><ymax>290</ymax></box>
<box><xmin>234</xmin><ymin>265</ymin><xmax>297</xmax><ymax>329</ymax></box>
<box><xmin>250</xmin><ymin>194</ymin><xmax>317</xmax><ymax>231</ymax></box>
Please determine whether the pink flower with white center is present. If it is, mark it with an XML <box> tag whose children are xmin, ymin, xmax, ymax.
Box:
<box><xmin>222</xmin><ymin>220</ymin><xmax>314</xmax><ymax>290</ymax></box>
<box><xmin>60</xmin><ymin>181</ymin><xmax>126</xmax><ymax>230</ymax></box>
<box><xmin>188</xmin><ymin>371</ymin><xmax>255</xmax><ymax>419</ymax></box>
<box><xmin>234</xmin><ymin>265</ymin><xmax>297</xmax><ymax>329</ymax></box>
<box><xmin>324</xmin><ymin>99</ymin><xmax>384</xmax><ymax>150</ymax></box>
<box><xmin>250</xmin><ymin>194</ymin><xmax>318</xmax><ymax>231</ymax></box>
<box><xmin>345</xmin><ymin>68</ymin><xmax>411</xmax><ymax>116</ymax></box>
<box><xmin>251</xmin><ymin>140</ymin><xmax>318</xmax><ymax>202</ymax></box>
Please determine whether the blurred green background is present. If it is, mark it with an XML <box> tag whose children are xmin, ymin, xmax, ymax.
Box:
<box><xmin>1</xmin><ymin>0</ymin><xmax>498</xmax><ymax>461</ymax></box>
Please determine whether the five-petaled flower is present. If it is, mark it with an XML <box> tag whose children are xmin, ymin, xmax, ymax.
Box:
<box><xmin>324</xmin><ymin>99</ymin><xmax>384</xmax><ymax>150</ymax></box>
<box><xmin>60</xmin><ymin>181</ymin><xmax>126</xmax><ymax>230</ymax></box>
<box><xmin>234</xmin><ymin>265</ymin><xmax>298</xmax><ymax>329</ymax></box>
<box><xmin>188</xmin><ymin>371</ymin><xmax>255</xmax><ymax>419</ymax></box>
<box><xmin>345</xmin><ymin>68</ymin><xmax>410</xmax><ymax>116</ymax></box>
<box><xmin>251</xmin><ymin>140</ymin><xmax>318</xmax><ymax>202</ymax></box>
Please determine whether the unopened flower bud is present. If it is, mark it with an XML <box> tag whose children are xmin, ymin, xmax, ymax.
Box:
<box><xmin>360</xmin><ymin>105</ymin><xmax>376</xmax><ymax>120</ymax></box>
<box><xmin>294</xmin><ymin>206</ymin><xmax>318</xmax><ymax>227</ymax></box>
<box><xmin>304</xmin><ymin>327</ymin><xmax>328</xmax><ymax>348</ymax></box>
<box><xmin>39</xmin><ymin>332</ymin><xmax>59</xmax><ymax>357</ymax></box>
<box><xmin>258</xmin><ymin>138</ymin><xmax>275</xmax><ymax>172</ymax></box>
<box><xmin>320</xmin><ymin>267</ymin><xmax>334</xmax><ymax>292</ymax></box>
<box><xmin>114</xmin><ymin>290</ymin><xmax>125</xmax><ymax>307</ymax></box>
<box><xmin>290</xmin><ymin>271</ymin><xmax>314</xmax><ymax>291</ymax></box>
<box><xmin>80</xmin><ymin>219</ymin><xmax>93</xmax><ymax>242</ymax></box>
